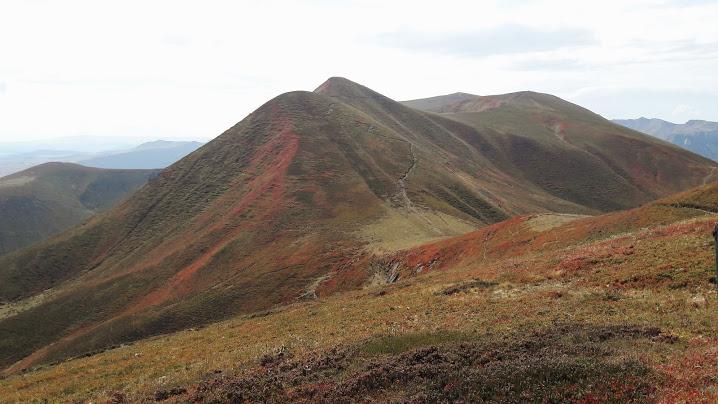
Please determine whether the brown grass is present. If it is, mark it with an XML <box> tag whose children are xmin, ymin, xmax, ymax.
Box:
<box><xmin>1</xmin><ymin>209</ymin><xmax>716</xmax><ymax>401</ymax></box>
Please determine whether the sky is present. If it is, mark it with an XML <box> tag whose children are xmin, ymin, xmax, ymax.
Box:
<box><xmin>0</xmin><ymin>0</ymin><xmax>717</xmax><ymax>143</ymax></box>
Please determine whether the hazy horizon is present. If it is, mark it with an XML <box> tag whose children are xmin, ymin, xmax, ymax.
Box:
<box><xmin>1</xmin><ymin>0</ymin><xmax>717</xmax><ymax>143</ymax></box>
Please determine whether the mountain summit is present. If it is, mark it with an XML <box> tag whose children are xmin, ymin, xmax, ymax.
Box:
<box><xmin>0</xmin><ymin>78</ymin><xmax>715</xmax><ymax>371</ymax></box>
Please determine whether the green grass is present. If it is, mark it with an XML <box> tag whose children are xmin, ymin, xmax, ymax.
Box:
<box><xmin>359</xmin><ymin>330</ymin><xmax>469</xmax><ymax>356</ymax></box>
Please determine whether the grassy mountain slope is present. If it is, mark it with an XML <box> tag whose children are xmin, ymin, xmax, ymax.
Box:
<box><xmin>2</xmin><ymin>181</ymin><xmax>716</xmax><ymax>402</ymax></box>
<box><xmin>0</xmin><ymin>163</ymin><xmax>157</xmax><ymax>255</ymax></box>
<box><xmin>0</xmin><ymin>85</ymin><xmax>480</xmax><ymax>370</ymax></box>
<box><xmin>403</xmin><ymin>91</ymin><xmax>718</xmax><ymax>211</ymax></box>
<box><xmin>0</xmin><ymin>78</ymin><xmax>716</xmax><ymax>374</ymax></box>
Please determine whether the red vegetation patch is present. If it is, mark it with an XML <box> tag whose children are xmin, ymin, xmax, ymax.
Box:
<box><xmin>385</xmin><ymin>216</ymin><xmax>530</xmax><ymax>277</ymax></box>
<box><xmin>126</xmin><ymin>121</ymin><xmax>301</xmax><ymax>312</ymax></box>
<box><xmin>345</xmin><ymin>200</ymin><xmax>715</xmax><ymax>294</ymax></box>
<box><xmin>656</xmin><ymin>339</ymin><xmax>718</xmax><ymax>402</ymax></box>
<box><xmin>642</xmin><ymin>220</ymin><xmax>713</xmax><ymax>240</ymax></box>
<box><xmin>313</xmin><ymin>252</ymin><xmax>372</xmax><ymax>297</ymax></box>
<box><xmin>557</xmin><ymin>242</ymin><xmax>634</xmax><ymax>273</ymax></box>
<box><xmin>467</xmin><ymin>97</ymin><xmax>504</xmax><ymax>112</ymax></box>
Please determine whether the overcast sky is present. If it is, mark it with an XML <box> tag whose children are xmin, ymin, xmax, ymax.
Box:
<box><xmin>0</xmin><ymin>0</ymin><xmax>717</xmax><ymax>143</ymax></box>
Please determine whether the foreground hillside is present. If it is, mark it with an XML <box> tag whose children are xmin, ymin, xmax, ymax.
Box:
<box><xmin>614</xmin><ymin>117</ymin><xmax>718</xmax><ymax>162</ymax></box>
<box><xmin>1</xmin><ymin>182</ymin><xmax>716</xmax><ymax>401</ymax></box>
<box><xmin>0</xmin><ymin>78</ymin><xmax>716</xmax><ymax>376</ymax></box>
<box><xmin>0</xmin><ymin>163</ymin><xmax>157</xmax><ymax>255</ymax></box>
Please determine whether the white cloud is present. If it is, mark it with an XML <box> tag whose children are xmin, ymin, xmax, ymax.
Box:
<box><xmin>0</xmin><ymin>0</ymin><xmax>717</xmax><ymax>142</ymax></box>
<box><xmin>376</xmin><ymin>24</ymin><xmax>595</xmax><ymax>57</ymax></box>
<box><xmin>671</xmin><ymin>104</ymin><xmax>698</xmax><ymax>120</ymax></box>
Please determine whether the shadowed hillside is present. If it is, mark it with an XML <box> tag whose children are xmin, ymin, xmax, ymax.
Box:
<box><xmin>0</xmin><ymin>78</ymin><xmax>716</xmax><ymax>373</ymax></box>
<box><xmin>403</xmin><ymin>91</ymin><xmax>718</xmax><ymax>211</ymax></box>
<box><xmin>0</xmin><ymin>163</ymin><xmax>157</xmax><ymax>255</ymax></box>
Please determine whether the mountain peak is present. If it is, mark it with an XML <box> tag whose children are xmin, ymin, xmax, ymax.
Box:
<box><xmin>314</xmin><ymin>76</ymin><xmax>359</xmax><ymax>93</ymax></box>
<box><xmin>313</xmin><ymin>77</ymin><xmax>385</xmax><ymax>101</ymax></box>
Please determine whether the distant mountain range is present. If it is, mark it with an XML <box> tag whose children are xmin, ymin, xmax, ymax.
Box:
<box><xmin>0</xmin><ymin>135</ymin><xmax>156</xmax><ymax>155</ymax></box>
<box><xmin>613</xmin><ymin>117</ymin><xmax>718</xmax><ymax>161</ymax></box>
<box><xmin>0</xmin><ymin>140</ymin><xmax>203</xmax><ymax>176</ymax></box>
<box><xmin>0</xmin><ymin>163</ymin><xmax>157</xmax><ymax>256</ymax></box>
<box><xmin>0</xmin><ymin>150</ymin><xmax>91</xmax><ymax>177</ymax></box>
<box><xmin>78</xmin><ymin>140</ymin><xmax>204</xmax><ymax>169</ymax></box>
